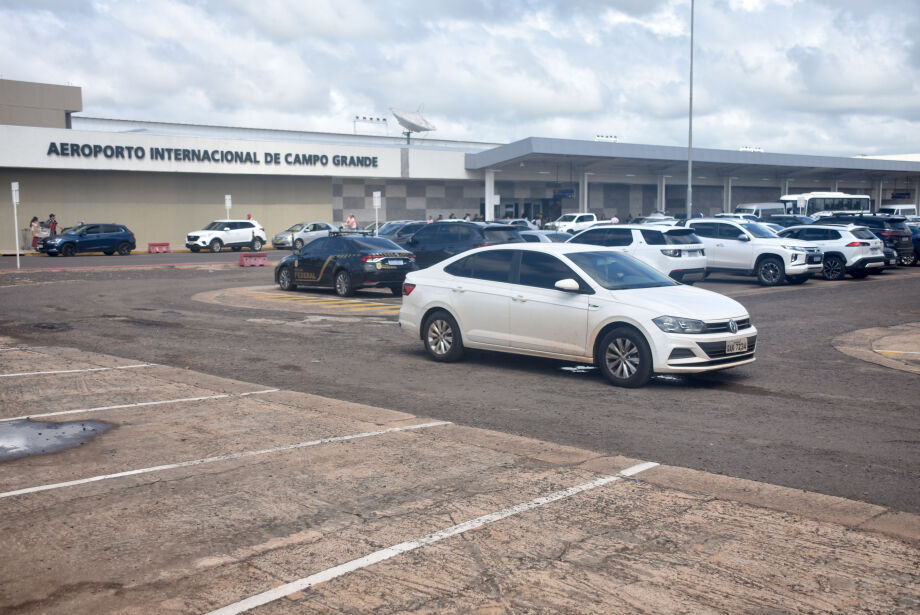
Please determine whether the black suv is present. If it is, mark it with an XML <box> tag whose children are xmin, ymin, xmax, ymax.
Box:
<box><xmin>274</xmin><ymin>231</ymin><xmax>417</xmax><ymax>296</ymax></box>
<box><xmin>765</xmin><ymin>214</ymin><xmax>815</xmax><ymax>228</ymax></box>
<box><xmin>377</xmin><ymin>220</ymin><xmax>427</xmax><ymax>244</ymax></box>
<box><xmin>398</xmin><ymin>221</ymin><xmax>524</xmax><ymax>268</ymax></box>
<box><xmin>820</xmin><ymin>214</ymin><xmax>915</xmax><ymax>265</ymax></box>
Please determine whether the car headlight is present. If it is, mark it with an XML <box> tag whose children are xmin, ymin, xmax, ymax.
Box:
<box><xmin>781</xmin><ymin>245</ymin><xmax>807</xmax><ymax>252</ymax></box>
<box><xmin>653</xmin><ymin>315</ymin><xmax>707</xmax><ymax>334</ymax></box>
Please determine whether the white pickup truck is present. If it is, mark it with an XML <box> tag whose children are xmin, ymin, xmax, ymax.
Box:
<box><xmin>545</xmin><ymin>213</ymin><xmax>597</xmax><ymax>234</ymax></box>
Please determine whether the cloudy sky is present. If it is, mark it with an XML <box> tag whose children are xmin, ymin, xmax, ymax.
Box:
<box><xmin>2</xmin><ymin>0</ymin><xmax>918</xmax><ymax>156</ymax></box>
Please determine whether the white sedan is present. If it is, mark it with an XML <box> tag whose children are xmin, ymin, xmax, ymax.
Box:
<box><xmin>399</xmin><ymin>243</ymin><xmax>756</xmax><ymax>387</ymax></box>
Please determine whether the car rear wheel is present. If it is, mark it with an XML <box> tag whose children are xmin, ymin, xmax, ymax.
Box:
<box><xmin>334</xmin><ymin>270</ymin><xmax>354</xmax><ymax>297</ymax></box>
<box><xmin>116</xmin><ymin>242</ymin><xmax>132</xmax><ymax>256</ymax></box>
<box><xmin>597</xmin><ymin>327</ymin><xmax>652</xmax><ymax>388</ymax></box>
<box><xmin>822</xmin><ymin>255</ymin><xmax>845</xmax><ymax>281</ymax></box>
<box><xmin>278</xmin><ymin>266</ymin><xmax>296</xmax><ymax>291</ymax></box>
<box><xmin>756</xmin><ymin>256</ymin><xmax>785</xmax><ymax>286</ymax></box>
<box><xmin>61</xmin><ymin>243</ymin><xmax>76</xmax><ymax>257</ymax></box>
<box><xmin>251</xmin><ymin>238</ymin><xmax>263</xmax><ymax>251</ymax></box>
<box><xmin>190</xmin><ymin>246</ymin><xmax>200</xmax><ymax>253</ymax></box>
<box><xmin>209</xmin><ymin>239</ymin><xmax>222</xmax><ymax>253</ymax></box>
<box><xmin>423</xmin><ymin>310</ymin><xmax>463</xmax><ymax>362</ymax></box>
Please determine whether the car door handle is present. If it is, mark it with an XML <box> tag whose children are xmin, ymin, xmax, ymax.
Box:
<box><xmin>512</xmin><ymin>295</ymin><xmax>527</xmax><ymax>302</ymax></box>
<box><xmin>452</xmin><ymin>286</ymin><xmax>465</xmax><ymax>293</ymax></box>
<box><xmin>715</xmin><ymin>243</ymin><xmax>724</xmax><ymax>247</ymax></box>
<box><xmin>588</xmin><ymin>303</ymin><xmax>600</xmax><ymax>310</ymax></box>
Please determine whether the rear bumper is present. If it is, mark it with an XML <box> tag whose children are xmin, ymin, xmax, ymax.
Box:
<box><xmin>849</xmin><ymin>256</ymin><xmax>886</xmax><ymax>271</ymax></box>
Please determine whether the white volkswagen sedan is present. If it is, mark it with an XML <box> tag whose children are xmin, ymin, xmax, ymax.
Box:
<box><xmin>399</xmin><ymin>243</ymin><xmax>756</xmax><ymax>387</ymax></box>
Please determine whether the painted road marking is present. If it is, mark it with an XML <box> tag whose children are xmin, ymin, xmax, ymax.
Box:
<box><xmin>0</xmin><ymin>363</ymin><xmax>156</xmax><ymax>378</ymax></box>
<box><xmin>0</xmin><ymin>421</ymin><xmax>452</xmax><ymax>500</ymax></box>
<box><xmin>0</xmin><ymin>389</ymin><xmax>280</xmax><ymax>423</ymax></box>
<box><xmin>242</xmin><ymin>291</ymin><xmax>398</xmax><ymax>312</ymax></box>
<box><xmin>875</xmin><ymin>349</ymin><xmax>920</xmax><ymax>355</ymax></box>
<box><xmin>206</xmin><ymin>461</ymin><xmax>659</xmax><ymax>615</ymax></box>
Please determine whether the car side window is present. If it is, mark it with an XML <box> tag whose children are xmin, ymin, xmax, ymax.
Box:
<box><xmin>717</xmin><ymin>224</ymin><xmax>744</xmax><ymax>240</ymax></box>
<box><xmin>572</xmin><ymin>229</ymin><xmax>607</xmax><ymax>245</ymax></box>
<box><xmin>444</xmin><ymin>250</ymin><xmax>514</xmax><ymax>282</ymax></box>
<box><xmin>455</xmin><ymin>226</ymin><xmax>474</xmax><ymax>242</ymax></box>
<box><xmin>411</xmin><ymin>227</ymin><xmax>436</xmax><ymax>243</ymax></box>
<box><xmin>83</xmin><ymin>225</ymin><xmax>102</xmax><ymax>234</ymax></box>
<box><xmin>780</xmin><ymin>229</ymin><xmax>800</xmax><ymax>239</ymax></box>
<box><xmin>518</xmin><ymin>251</ymin><xmax>580</xmax><ymax>290</ymax></box>
<box><xmin>689</xmin><ymin>222</ymin><xmax>717</xmax><ymax>238</ymax></box>
<box><xmin>640</xmin><ymin>229</ymin><xmax>665</xmax><ymax>245</ymax></box>
<box><xmin>801</xmin><ymin>228</ymin><xmax>825</xmax><ymax>241</ymax></box>
<box><xmin>604</xmin><ymin>229</ymin><xmax>634</xmax><ymax>246</ymax></box>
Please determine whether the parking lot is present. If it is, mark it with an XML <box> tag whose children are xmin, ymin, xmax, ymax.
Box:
<box><xmin>1</xmin><ymin>255</ymin><xmax>919</xmax><ymax>613</ymax></box>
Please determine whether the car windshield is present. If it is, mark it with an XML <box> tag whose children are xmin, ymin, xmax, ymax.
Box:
<box><xmin>663</xmin><ymin>229</ymin><xmax>702</xmax><ymax>245</ymax></box>
<box><xmin>203</xmin><ymin>221</ymin><xmax>228</xmax><ymax>230</ymax></box>
<box><xmin>377</xmin><ymin>222</ymin><xmax>404</xmax><ymax>234</ymax></box>
<box><xmin>740</xmin><ymin>223</ymin><xmax>777</xmax><ymax>238</ymax></box>
<box><xmin>345</xmin><ymin>237</ymin><xmax>404</xmax><ymax>251</ymax></box>
<box><xmin>556</xmin><ymin>214</ymin><xmax>578</xmax><ymax>222</ymax></box>
<box><xmin>889</xmin><ymin>221</ymin><xmax>910</xmax><ymax>231</ymax></box>
<box><xmin>567</xmin><ymin>251</ymin><xmax>677</xmax><ymax>290</ymax></box>
<box><xmin>285</xmin><ymin>223</ymin><xmax>306</xmax><ymax>232</ymax></box>
<box><xmin>483</xmin><ymin>228</ymin><xmax>523</xmax><ymax>243</ymax></box>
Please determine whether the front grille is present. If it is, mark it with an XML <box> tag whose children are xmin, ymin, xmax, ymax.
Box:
<box><xmin>703</xmin><ymin>318</ymin><xmax>752</xmax><ymax>334</ymax></box>
<box><xmin>697</xmin><ymin>335</ymin><xmax>757</xmax><ymax>358</ymax></box>
<box><xmin>187</xmin><ymin>235</ymin><xmax>198</xmax><ymax>242</ymax></box>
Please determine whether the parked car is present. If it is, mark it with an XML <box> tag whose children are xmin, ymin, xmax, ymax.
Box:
<box><xmin>39</xmin><ymin>223</ymin><xmax>136</xmax><ymax>257</ymax></box>
<box><xmin>567</xmin><ymin>224</ymin><xmax>707</xmax><ymax>284</ymax></box>
<box><xmin>685</xmin><ymin>218</ymin><xmax>823</xmax><ymax>286</ymax></box>
<box><xmin>272</xmin><ymin>221</ymin><xmax>335</xmax><ymax>250</ymax></box>
<box><xmin>765</xmin><ymin>214</ymin><xmax>815</xmax><ymax>228</ymax></box>
<box><xmin>776</xmin><ymin>224</ymin><xmax>885</xmax><ymax>279</ymax></box>
<box><xmin>499</xmin><ymin>218</ymin><xmax>539</xmax><ymax>230</ymax></box>
<box><xmin>519</xmin><ymin>230</ymin><xmax>573</xmax><ymax>243</ymax></box>
<box><xmin>399</xmin><ymin>243</ymin><xmax>756</xmax><ymax>388</ymax></box>
<box><xmin>186</xmin><ymin>219</ymin><xmax>267</xmax><ymax>253</ymax></box>
<box><xmin>398</xmin><ymin>221</ymin><xmax>524</xmax><ymax>269</ymax></box>
<box><xmin>628</xmin><ymin>214</ymin><xmax>680</xmax><ymax>226</ymax></box>
<box><xmin>544</xmin><ymin>213</ymin><xmax>597</xmax><ymax>233</ymax></box>
<box><xmin>907</xmin><ymin>222</ymin><xmax>920</xmax><ymax>266</ymax></box>
<box><xmin>878</xmin><ymin>204</ymin><xmax>918</xmax><ymax>217</ymax></box>
<box><xmin>715</xmin><ymin>213</ymin><xmax>760</xmax><ymax>222</ymax></box>
<box><xmin>820</xmin><ymin>214</ymin><xmax>916</xmax><ymax>266</ymax></box>
<box><xmin>377</xmin><ymin>220</ymin><xmax>427</xmax><ymax>244</ymax></box>
<box><xmin>274</xmin><ymin>231</ymin><xmax>416</xmax><ymax>296</ymax></box>
<box><xmin>733</xmin><ymin>202</ymin><xmax>786</xmax><ymax>220</ymax></box>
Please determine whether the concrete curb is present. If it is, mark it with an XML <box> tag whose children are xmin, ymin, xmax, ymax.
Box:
<box><xmin>833</xmin><ymin>322</ymin><xmax>920</xmax><ymax>376</ymax></box>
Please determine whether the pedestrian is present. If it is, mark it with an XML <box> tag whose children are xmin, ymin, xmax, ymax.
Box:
<box><xmin>47</xmin><ymin>213</ymin><xmax>58</xmax><ymax>236</ymax></box>
<box><xmin>437</xmin><ymin>214</ymin><xmax>443</xmax><ymax>221</ymax></box>
<box><xmin>29</xmin><ymin>216</ymin><xmax>41</xmax><ymax>250</ymax></box>
<box><xmin>464</xmin><ymin>213</ymin><xmax>471</xmax><ymax>221</ymax></box>
<box><xmin>427</xmin><ymin>215</ymin><xmax>433</xmax><ymax>224</ymax></box>
<box><xmin>449</xmin><ymin>212</ymin><xmax>456</xmax><ymax>219</ymax></box>
<box><xmin>610</xmin><ymin>215</ymin><xmax>620</xmax><ymax>224</ymax></box>
<box><xmin>346</xmin><ymin>213</ymin><xmax>358</xmax><ymax>230</ymax></box>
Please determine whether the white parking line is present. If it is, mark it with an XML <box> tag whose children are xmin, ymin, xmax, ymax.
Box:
<box><xmin>205</xmin><ymin>461</ymin><xmax>659</xmax><ymax>615</ymax></box>
<box><xmin>0</xmin><ymin>363</ymin><xmax>156</xmax><ymax>378</ymax></box>
<box><xmin>0</xmin><ymin>389</ymin><xmax>280</xmax><ymax>423</ymax></box>
<box><xmin>875</xmin><ymin>349</ymin><xmax>920</xmax><ymax>355</ymax></box>
<box><xmin>0</xmin><ymin>421</ymin><xmax>452</xmax><ymax>500</ymax></box>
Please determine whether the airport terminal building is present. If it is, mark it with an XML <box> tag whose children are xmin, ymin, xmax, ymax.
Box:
<box><xmin>2</xmin><ymin>78</ymin><xmax>919</xmax><ymax>252</ymax></box>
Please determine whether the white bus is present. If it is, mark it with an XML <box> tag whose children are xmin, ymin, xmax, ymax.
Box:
<box><xmin>779</xmin><ymin>192</ymin><xmax>871</xmax><ymax>218</ymax></box>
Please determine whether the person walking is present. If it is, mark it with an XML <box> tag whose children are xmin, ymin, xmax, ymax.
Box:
<box><xmin>29</xmin><ymin>216</ymin><xmax>41</xmax><ymax>250</ymax></box>
<box><xmin>346</xmin><ymin>213</ymin><xmax>358</xmax><ymax>231</ymax></box>
<box><xmin>47</xmin><ymin>213</ymin><xmax>58</xmax><ymax>236</ymax></box>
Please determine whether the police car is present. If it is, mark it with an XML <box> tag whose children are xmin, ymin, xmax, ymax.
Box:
<box><xmin>274</xmin><ymin>231</ymin><xmax>417</xmax><ymax>296</ymax></box>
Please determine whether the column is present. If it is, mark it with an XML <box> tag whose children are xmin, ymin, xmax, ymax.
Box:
<box><xmin>657</xmin><ymin>175</ymin><xmax>667</xmax><ymax>212</ymax></box>
<box><xmin>580</xmin><ymin>173</ymin><xmax>590</xmax><ymax>213</ymax></box>
<box><xmin>722</xmin><ymin>177</ymin><xmax>733</xmax><ymax>213</ymax></box>
<box><xmin>484</xmin><ymin>170</ymin><xmax>495</xmax><ymax>221</ymax></box>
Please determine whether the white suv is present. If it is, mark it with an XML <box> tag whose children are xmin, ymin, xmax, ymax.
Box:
<box><xmin>545</xmin><ymin>213</ymin><xmax>597</xmax><ymax>233</ymax></box>
<box><xmin>686</xmin><ymin>218</ymin><xmax>822</xmax><ymax>286</ymax></box>
<box><xmin>567</xmin><ymin>224</ymin><xmax>707</xmax><ymax>283</ymax></box>
<box><xmin>777</xmin><ymin>224</ymin><xmax>885</xmax><ymax>280</ymax></box>
<box><xmin>186</xmin><ymin>219</ymin><xmax>267</xmax><ymax>253</ymax></box>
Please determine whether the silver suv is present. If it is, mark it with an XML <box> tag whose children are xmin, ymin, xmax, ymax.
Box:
<box><xmin>186</xmin><ymin>219</ymin><xmax>267</xmax><ymax>253</ymax></box>
<box><xmin>686</xmin><ymin>218</ymin><xmax>822</xmax><ymax>286</ymax></box>
<box><xmin>777</xmin><ymin>224</ymin><xmax>885</xmax><ymax>280</ymax></box>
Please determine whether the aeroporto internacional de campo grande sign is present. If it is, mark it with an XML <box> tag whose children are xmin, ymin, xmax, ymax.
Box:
<box><xmin>45</xmin><ymin>141</ymin><xmax>380</xmax><ymax>168</ymax></box>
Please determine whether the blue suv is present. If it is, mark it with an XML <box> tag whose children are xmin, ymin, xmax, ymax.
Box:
<box><xmin>40</xmin><ymin>223</ymin><xmax>136</xmax><ymax>256</ymax></box>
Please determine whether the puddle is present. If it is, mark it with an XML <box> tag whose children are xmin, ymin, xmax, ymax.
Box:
<box><xmin>0</xmin><ymin>419</ymin><xmax>115</xmax><ymax>462</ymax></box>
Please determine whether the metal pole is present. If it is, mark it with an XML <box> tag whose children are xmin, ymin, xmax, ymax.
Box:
<box><xmin>686</xmin><ymin>0</ymin><xmax>694</xmax><ymax>219</ymax></box>
<box><xmin>11</xmin><ymin>182</ymin><xmax>20</xmax><ymax>269</ymax></box>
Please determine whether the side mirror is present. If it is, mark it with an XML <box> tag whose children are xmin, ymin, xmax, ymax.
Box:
<box><xmin>223</xmin><ymin>227</ymin><xmax>231</xmax><ymax>232</ymax></box>
<box><xmin>737</xmin><ymin>234</ymin><xmax>750</xmax><ymax>242</ymax></box>
<box><xmin>555</xmin><ymin>278</ymin><xmax>581</xmax><ymax>292</ymax></box>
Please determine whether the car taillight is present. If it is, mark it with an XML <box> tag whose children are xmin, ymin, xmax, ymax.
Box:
<box><xmin>402</xmin><ymin>283</ymin><xmax>416</xmax><ymax>295</ymax></box>
<box><xmin>845</xmin><ymin>241</ymin><xmax>869</xmax><ymax>247</ymax></box>
<box><xmin>130</xmin><ymin>233</ymin><xmax>135</xmax><ymax>239</ymax></box>
<box><xmin>878</xmin><ymin>231</ymin><xmax>895</xmax><ymax>238</ymax></box>
<box><xmin>362</xmin><ymin>254</ymin><xmax>385</xmax><ymax>262</ymax></box>
<box><xmin>660</xmin><ymin>248</ymin><xmax>681</xmax><ymax>257</ymax></box>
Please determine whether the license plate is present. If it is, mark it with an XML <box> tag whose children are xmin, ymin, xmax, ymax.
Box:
<box><xmin>686</xmin><ymin>250</ymin><xmax>701</xmax><ymax>256</ymax></box>
<box><xmin>389</xmin><ymin>259</ymin><xmax>406</xmax><ymax>266</ymax></box>
<box><xmin>726</xmin><ymin>339</ymin><xmax>748</xmax><ymax>354</ymax></box>
<box><xmin>807</xmin><ymin>255</ymin><xmax>822</xmax><ymax>264</ymax></box>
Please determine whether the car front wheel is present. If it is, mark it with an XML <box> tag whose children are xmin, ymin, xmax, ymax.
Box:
<box><xmin>190</xmin><ymin>246</ymin><xmax>200</xmax><ymax>253</ymax></box>
<box><xmin>756</xmin><ymin>256</ymin><xmax>785</xmax><ymax>286</ymax></box>
<box><xmin>899</xmin><ymin>251</ymin><xmax>917</xmax><ymax>266</ymax></box>
<box><xmin>278</xmin><ymin>266</ymin><xmax>296</xmax><ymax>291</ymax></box>
<box><xmin>60</xmin><ymin>243</ymin><xmax>76</xmax><ymax>257</ymax></box>
<box><xmin>597</xmin><ymin>327</ymin><xmax>652</xmax><ymax>388</ymax></box>
<box><xmin>209</xmin><ymin>239</ymin><xmax>222</xmax><ymax>253</ymax></box>
<box><xmin>334</xmin><ymin>270</ymin><xmax>354</xmax><ymax>296</ymax></box>
<box><xmin>423</xmin><ymin>310</ymin><xmax>464</xmax><ymax>362</ymax></box>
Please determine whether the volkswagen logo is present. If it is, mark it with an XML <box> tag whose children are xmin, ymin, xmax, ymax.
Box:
<box><xmin>728</xmin><ymin>319</ymin><xmax>738</xmax><ymax>334</ymax></box>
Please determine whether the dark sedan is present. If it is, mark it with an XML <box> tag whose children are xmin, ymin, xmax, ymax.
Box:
<box><xmin>39</xmin><ymin>223</ymin><xmax>135</xmax><ymax>256</ymax></box>
<box><xmin>274</xmin><ymin>231</ymin><xmax>417</xmax><ymax>296</ymax></box>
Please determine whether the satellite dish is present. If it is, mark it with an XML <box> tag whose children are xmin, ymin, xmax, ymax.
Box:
<box><xmin>391</xmin><ymin>107</ymin><xmax>436</xmax><ymax>143</ymax></box>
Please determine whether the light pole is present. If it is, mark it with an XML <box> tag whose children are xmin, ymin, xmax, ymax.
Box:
<box><xmin>686</xmin><ymin>0</ymin><xmax>694</xmax><ymax>219</ymax></box>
